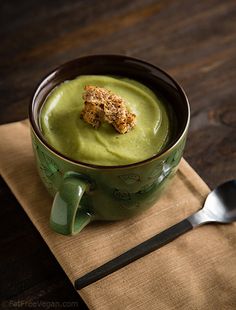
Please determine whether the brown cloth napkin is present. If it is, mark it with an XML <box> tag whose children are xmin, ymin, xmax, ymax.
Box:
<box><xmin>0</xmin><ymin>120</ymin><xmax>236</xmax><ymax>310</ymax></box>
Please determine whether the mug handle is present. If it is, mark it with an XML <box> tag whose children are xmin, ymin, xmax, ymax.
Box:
<box><xmin>50</xmin><ymin>171</ymin><xmax>92</xmax><ymax>235</ymax></box>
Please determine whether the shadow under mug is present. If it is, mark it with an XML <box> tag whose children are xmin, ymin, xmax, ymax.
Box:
<box><xmin>29</xmin><ymin>55</ymin><xmax>190</xmax><ymax>235</ymax></box>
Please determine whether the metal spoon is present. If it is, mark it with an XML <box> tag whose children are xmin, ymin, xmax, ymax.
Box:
<box><xmin>75</xmin><ymin>180</ymin><xmax>236</xmax><ymax>290</ymax></box>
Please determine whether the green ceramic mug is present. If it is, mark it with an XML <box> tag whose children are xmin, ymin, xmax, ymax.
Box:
<box><xmin>29</xmin><ymin>55</ymin><xmax>190</xmax><ymax>235</ymax></box>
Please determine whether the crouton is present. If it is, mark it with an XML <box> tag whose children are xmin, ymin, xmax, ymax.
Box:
<box><xmin>81</xmin><ymin>85</ymin><xmax>136</xmax><ymax>134</ymax></box>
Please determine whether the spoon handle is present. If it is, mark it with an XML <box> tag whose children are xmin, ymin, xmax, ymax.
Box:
<box><xmin>75</xmin><ymin>219</ymin><xmax>193</xmax><ymax>290</ymax></box>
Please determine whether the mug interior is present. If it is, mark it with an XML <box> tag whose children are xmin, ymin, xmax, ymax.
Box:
<box><xmin>30</xmin><ymin>55</ymin><xmax>190</xmax><ymax>168</ymax></box>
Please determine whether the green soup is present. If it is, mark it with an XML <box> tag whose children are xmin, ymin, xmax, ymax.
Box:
<box><xmin>40</xmin><ymin>75</ymin><xmax>171</xmax><ymax>166</ymax></box>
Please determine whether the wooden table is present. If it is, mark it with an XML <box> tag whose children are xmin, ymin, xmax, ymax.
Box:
<box><xmin>1</xmin><ymin>0</ymin><xmax>235</xmax><ymax>308</ymax></box>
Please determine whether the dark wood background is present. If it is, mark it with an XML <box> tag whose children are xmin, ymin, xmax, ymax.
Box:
<box><xmin>1</xmin><ymin>0</ymin><xmax>235</xmax><ymax>309</ymax></box>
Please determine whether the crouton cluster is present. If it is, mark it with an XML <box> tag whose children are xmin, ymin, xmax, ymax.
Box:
<box><xmin>80</xmin><ymin>85</ymin><xmax>136</xmax><ymax>134</ymax></box>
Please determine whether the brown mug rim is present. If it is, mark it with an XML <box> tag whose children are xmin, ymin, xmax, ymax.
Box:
<box><xmin>29</xmin><ymin>54</ymin><xmax>190</xmax><ymax>170</ymax></box>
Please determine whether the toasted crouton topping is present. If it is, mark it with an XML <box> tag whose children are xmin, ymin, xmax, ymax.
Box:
<box><xmin>80</xmin><ymin>85</ymin><xmax>136</xmax><ymax>134</ymax></box>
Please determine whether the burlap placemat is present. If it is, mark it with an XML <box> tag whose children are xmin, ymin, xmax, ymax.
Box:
<box><xmin>0</xmin><ymin>120</ymin><xmax>235</xmax><ymax>310</ymax></box>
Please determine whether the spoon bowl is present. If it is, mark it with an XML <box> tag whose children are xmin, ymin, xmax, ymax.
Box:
<box><xmin>203</xmin><ymin>179</ymin><xmax>236</xmax><ymax>222</ymax></box>
<box><xmin>188</xmin><ymin>179</ymin><xmax>236</xmax><ymax>226</ymax></box>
